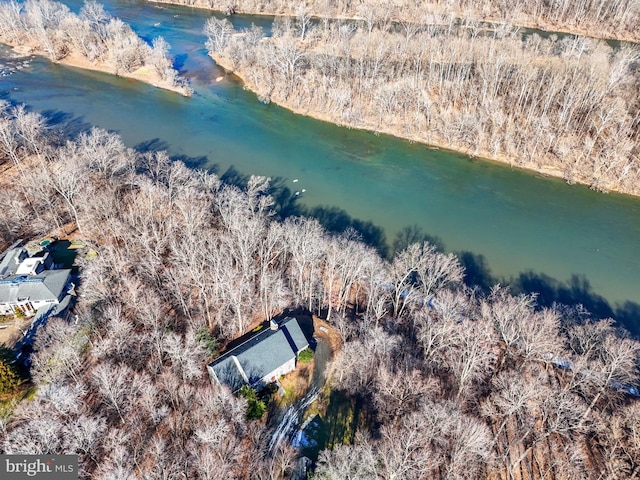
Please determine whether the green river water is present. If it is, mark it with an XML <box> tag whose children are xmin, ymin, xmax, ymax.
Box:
<box><xmin>1</xmin><ymin>0</ymin><xmax>639</xmax><ymax>331</ymax></box>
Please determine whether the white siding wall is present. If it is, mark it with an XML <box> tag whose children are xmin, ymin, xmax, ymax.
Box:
<box><xmin>207</xmin><ymin>365</ymin><xmax>220</xmax><ymax>385</ymax></box>
<box><xmin>0</xmin><ymin>299</ymin><xmax>57</xmax><ymax>315</ymax></box>
<box><xmin>31</xmin><ymin>299</ymin><xmax>57</xmax><ymax>310</ymax></box>
<box><xmin>0</xmin><ymin>301</ymin><xmax>37</xmax><ymax>316</ymax></box>
<box><xmin>261</xmin><ymin>358</ymin><xmax>296</xmax><ymax>385</ymax></box>
<box><xmin>0</xmin><ymin>304</ymin><xmax>13</xmax><ymax>315</ymax></box>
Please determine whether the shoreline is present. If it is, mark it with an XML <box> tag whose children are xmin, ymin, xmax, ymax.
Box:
<box><xmin>3</xmin><ymin>42</ymin><xmax>192</xmax><ymax>97</ymax></box>
<box><xmin>211</xmin><ymin>53</ymin><xmax>632</xmax><ymax>198</ymax></box>
<box><xmin>148</xmin><ymin>0</ymin><xmax>639</xmax><ymax>44</ymax></box>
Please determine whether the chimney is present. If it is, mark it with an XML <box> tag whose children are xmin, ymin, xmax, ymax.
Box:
<box><xmin>270</xmin><ymin>319</ymin><xmax>278</xmax><ymax>331</ymax></box>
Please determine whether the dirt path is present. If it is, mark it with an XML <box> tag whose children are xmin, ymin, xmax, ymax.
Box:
<box><xmin>312</xmin><ymin>316</ymin><xmax>342</xmax><ymax>355</ymax></box>
<box><xmin>0</xmin><ymin>319</ymin><xmax>30</xmax><ymax>348</ymax></box>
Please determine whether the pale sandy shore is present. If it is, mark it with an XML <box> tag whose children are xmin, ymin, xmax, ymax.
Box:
<box><xmin>4</xmin><ymin>42</ymin><xmax>192</xmax><ymax>97</ymax></box>
<box><xmin>211</xmin><ymin>53</ymin><xmax>630</xmax><ymax>197</ymax></box>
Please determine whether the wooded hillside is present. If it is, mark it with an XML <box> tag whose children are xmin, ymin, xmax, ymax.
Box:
<box><xmin>0</xmin><ymin>104</ymin><xmax>638</xmax><ymax>479</ymax></box>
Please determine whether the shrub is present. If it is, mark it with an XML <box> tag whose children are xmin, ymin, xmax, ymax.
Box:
<box><xmin>298</xmin><ymin>347</ymin><xmax>314</xmax><ymax>364</ymax></box>
<box><xmin>0</xmin><ymin>358</ymin><xmax>21</xmax><ymax>396</ymax></box>
<box><xmin>239</xmin><ymin>385</ymin><xmax>266</xmax><ymax>420</ymax></box>
<box><xmin>196</xmin><ymin>326</ymin><xmax>219</xmax><ymax>357</ymax></box>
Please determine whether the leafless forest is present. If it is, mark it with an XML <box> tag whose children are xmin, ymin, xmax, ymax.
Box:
<box><xmin>205</xmin><ymin>14</ymin><xmax>640</xmax><ymax>195</ymax></box>
<box><xmin>0</xmin><ymin>0</ymin><xmax>189</xmax><ymax>93</ymax></box>
<box><xmin>0</xmin><ymin>105</ymin><xmax>639</xmax><ymax>479</ymax></box>
<box><xmin>151</xmin><ymin>0</ymin><xmax>640</xmax><ymax>42</ymax></box>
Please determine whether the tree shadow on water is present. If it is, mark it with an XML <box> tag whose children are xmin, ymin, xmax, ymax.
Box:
<box><xmin>172</xmin><ymin>153</ymin><xmax>211</xmax><ymax>170</ymax></box>
<box><xmin>615</xmin><ymin>302</ymin><xmax>640</xmax><ymax>337</ymax></box>
<box><xmin>40</xmin><ymin>109</ymin><xmax>93</xmax><ymax>139</ymax></box>
<box><xmin>135</xmin><ymin>138</ymin><xmax>170</xmax><ymax>153</ymax></box>
<box><xmin>512</xmin><ymin>272</ymin><xmax>613</xmax><ymax>319</ymax></box>
<box><xmin>220</xmin><ymin>165</ymin><xmax>251</xmax><ymax>188</ymax></box>
<box><xmin>268</xmin><ymin>177</ymin><xmax>302</xmax><ymax>219</ymax></box>
<box><xmin>41</xmin><ymin>109</ymin><xmax>74</xmax><ymax>126</ymax></box>
<box><xmin>173</xmin><ymin>53</ymin><xmax>188</xmax><ymax>71</ymax></box>
<box><xmin>456</xmin><ymin>251</ymin><xmax>494</xmax><ymax>293</ymax></box>
<box><xmin>392</xmin><ymin>224</ymin><xmax>445</xmax><ymax>256</ymax></box>
<box><xmin>298</xmin><ymin>205</ymin><xmax>388</xmax><ymax>258</ymax></box>
<box><xmin>510</xmin><ymin>271</ymin><xmax>640</xmax><ymax>337</ymax></box>
<box><xmin>134</xmin><ymin>138</ymin><xmax>212</xmax><ymax>170</ymax></box>
<box><xmin>217</xmin><ymin>169</ymin><xmax>389</xmax><ymax>255</ymax></box>
<box><xmin>455</xmin><ymin>250</ymin><xmax>640</xmax><ymax>337</ymax></box>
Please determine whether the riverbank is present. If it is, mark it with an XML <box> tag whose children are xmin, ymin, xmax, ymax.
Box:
<box><xmin>149</xmin><ymin>0</ymin><xmax>639</xmax><ymax>43</ymax></box>
<box><xmin>211</xmin><ymin>53</ymin><xmax>629</xmax><ymax>197</ymax></box>
<box><xmin>3</xmin><ymin>42</ymin><xmax>191</xmax><ymax>97</ymax></box>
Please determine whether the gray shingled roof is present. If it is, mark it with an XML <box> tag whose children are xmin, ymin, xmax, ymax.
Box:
<box><xmin>0</xmin><ymin>269</ymin><xmax>71</xmax><ymax>304</ymax></box>
<box><xmin>210</xmin><ymin>317</ymin><xmax>309</xmax><ymax>391</ymax></box>
<box><xmin>0</xmin><ymin>248</ymin><xmax>25</xmax><ymax>276</ymax></box>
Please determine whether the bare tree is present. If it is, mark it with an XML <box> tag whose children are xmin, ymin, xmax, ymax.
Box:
<box><xmin>44</xmin><ymin>136</ymin><xmax>94</xmax><ymax>233</ymax></box>
<box><xmin>162</xmin><ymin>328</ymin><xmax>207</xmax><ymax>383</ymax></box>
<box><xmin>447</xmin><ymin>319</ymin><xmax>495</xmax><ymax>401</ymax></box>
<box><xmin>569</xmin><ymin>323</ymin><xmax>640</xmax><ymax>425</ymax></box>
<box><xmin>315</xmin><ymin>435</ymin><xmax>377</xmax><ymax>480</ymax></box>
<box><xmin>203</xmin><ymin>17</ymin><xmax>235</xmax><ymax>52</ymax></box>
<box><xmin>32</xmin><ymin>317</ymin><xmax>88</xmax><ymax>384</ymax></box>
<box><xmin>91</xmin><ymin>362</ymin><xmax>143</xmax><ymax>423</ymax></box>
<box><xmin>373</xmin><ymin>366</ymin><xmax>437</xmax><ymax>422</ymax></box>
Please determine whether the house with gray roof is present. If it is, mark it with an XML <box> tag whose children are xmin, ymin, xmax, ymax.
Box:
<box><xmin>0</xmin><ymin>245</ymin><xmax>72</xmax><ymax>318</ymax></box>
<box><xmin>208</xmin><ymin>317</ymin><xmax>310</xmax><ymax>391</ymax></box>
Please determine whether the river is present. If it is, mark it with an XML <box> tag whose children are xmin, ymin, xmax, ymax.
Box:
<box><xmin>1</xmin><ymin>0</ymin><xmax>639</xmax><ymax>332</ymax></box>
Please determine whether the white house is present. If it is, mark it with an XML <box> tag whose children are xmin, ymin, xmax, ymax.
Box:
<box><xmin>0</xmin><ymin>245</ymin><xmax>72</xmax><ymax>317</ymax></box>
<box><xmin>208</xmin><ymin>316</ymin><xmax>310</xmax><ymax>392</ymax></box>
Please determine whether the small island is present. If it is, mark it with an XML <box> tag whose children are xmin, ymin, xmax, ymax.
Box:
<box><xmin>204</xmin><ymin>15</ymin><xmax>640</xmax><ymax>196</ymax></box>
<box><xmin>149</xmin><ymin>0</ymin><xmax>640</xmax><ymax>43</ymax></box>
<box><xmin>0</xmin><ymin>0</ymin><xmax>192</xmax><ymax>96</ymax></box>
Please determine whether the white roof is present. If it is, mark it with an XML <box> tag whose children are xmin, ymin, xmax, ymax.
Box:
<box><xmin>15</xmin><ymin>257</ymin><xmax>45</xmax><ymax>275</ymax></box>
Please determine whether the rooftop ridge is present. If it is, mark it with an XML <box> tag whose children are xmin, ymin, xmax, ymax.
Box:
<box><xmin>210</xmin><ymin>316</ymin><xmax>296</xmax><ymax>365</ymax></box>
